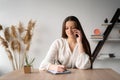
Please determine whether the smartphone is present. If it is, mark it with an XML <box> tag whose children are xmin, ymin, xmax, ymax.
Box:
<box><xmin>76</xmin><ymin>34</ymin><xmax>78</xmax><ymax>37</ymax></box>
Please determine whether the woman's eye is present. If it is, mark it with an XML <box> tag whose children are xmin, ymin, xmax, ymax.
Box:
<box><xmin>72</xmin><ymin>27</ymin><xmax>76</xmax><ymax>29</ymax></box>
<box><xmin>66</xmin><ymin>27</ymin><xmax>69</xmax><ymax>30</ymax></box>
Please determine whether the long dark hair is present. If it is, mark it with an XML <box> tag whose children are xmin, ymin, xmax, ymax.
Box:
<box><xmin>61</xmin><ymin>16</ymin><xmax>91</xmax><ymax>62</ymax></box>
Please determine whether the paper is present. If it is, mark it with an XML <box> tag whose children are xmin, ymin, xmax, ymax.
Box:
<box><xmin>47</xmin><ymin>70</ymin><xmax>71</xmax><ymax>74</ymax></box>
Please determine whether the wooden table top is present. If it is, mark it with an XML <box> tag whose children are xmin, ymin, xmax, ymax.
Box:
<box><xmin>0</xmin><ymin>68</ymin><xmax>120</xmax><ymax>80</ymax></box>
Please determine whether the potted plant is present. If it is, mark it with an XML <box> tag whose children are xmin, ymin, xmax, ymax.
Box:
<box><xmin>24</xmin><ymin>55</ymin><xmax>35</xmax><ymax>73</ymax></box>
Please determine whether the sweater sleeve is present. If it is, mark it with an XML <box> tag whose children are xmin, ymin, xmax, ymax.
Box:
<box><xmin>39</xmin><ymin>39</ymin><xmax>59</xmax><ymax>71</ymax></box>
<box><xmin>75</xmin><ymin>53</ymin><xmax>91</xmax><ymax>69</ymax></box>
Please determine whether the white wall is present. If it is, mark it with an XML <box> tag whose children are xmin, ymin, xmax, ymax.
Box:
<box><xmin>0</xmin><ymin>0</ymin><xmax>120</xmax><ymax>75</ymax></box>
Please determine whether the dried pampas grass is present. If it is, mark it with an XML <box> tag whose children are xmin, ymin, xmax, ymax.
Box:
<box><xmin>17</xmin><ymin>40</ymin><xmax>21</xmax><ymax>53</ymax></box>
<box><xmin>18</xmin><ymin>22</ymin><xmax>24</xmax><ymax>34</ymax></box>
<box><xmin>27</xmin><ymin>20</ymin><xmax>36</xmax><ymax>31</ymax></box>
<box><xmin>6</xmin><ymin>49</ymin><xmax>13</xmax><ymax>61</ymax></box>
<box><xmin>0</xmin><ymin>20</ymin><xmax>36</xmax><ymax>70</ymax></box>
<box><xmin>0</xmin><ymin>36</ymin><xmax>4</xmax><ymax>41</ymax></box>
<box><xmin>26</xmin><ymin>43</ymin><xmax>30</xmax><ymax>51</ymax></box>
<box><xmin>0</xmin><ymin>36</ymin><xmax>8</xmax><ymax>48</ymax></box>
<box><xmin>11</xmin><ymin>40</ymin><xmax>21</xmax><ymax>53</ymax></box>
<box><xmin>11</xmin><ymin>25</ymin><xmax>17</xmax><ymax>38</ymax></box>
<box><xmin>23</xmin><ymin>31</ymin><xmax>31</xmax><ymax>44</ymax></box>
<box><xmin>4</xmin><ymin>27</ymin><xmax>11</xmax><ymax>42</ymax></box>
<box><xmin>2</xmin><ymin>41</ymin><xmax>8</xmax><ymax>48</ymax></box>
<box><xmin>6</xmin><ymin>49</ymin><xmax>15</xmax><ymax>70</ymax></box>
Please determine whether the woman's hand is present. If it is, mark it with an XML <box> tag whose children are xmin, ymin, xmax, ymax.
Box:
<box><xmin>73</xmin><ymin>29</ymin><xmax>82</xmax><ymax>43</ymax></box>
<box><xmin>49</xmin><ymin>64</ymin><xmax>66</xmax><ymax>72</ymax></box>
<box><xmin>73</xmin><ymin>29</ymin><xmax>85</xmax><ymax>53</ymax></box>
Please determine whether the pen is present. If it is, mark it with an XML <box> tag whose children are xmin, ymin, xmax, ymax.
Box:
<box><xmin>57</xmin><ymin>60</ymin><xmax>67</xmax><ymax>71</ymax></box>
<box><xmin>57</xmin><ymin>60</ymin><xmax>62</xmax><ymax>65</ymax></box>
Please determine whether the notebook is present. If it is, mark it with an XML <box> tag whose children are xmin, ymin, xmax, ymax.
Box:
<box><xmin>47</xmin><ymin>70</ymin><xmax>71</xmax><ymax>74</ymax></box>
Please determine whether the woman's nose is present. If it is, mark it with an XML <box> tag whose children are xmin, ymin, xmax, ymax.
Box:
<box><xmin>68</xmin><ymin>28</ymin><xmax>72</xmax><ymax>31</ymax></box>
<box><xmin>68</xmin><ymin>29</ymin><xmax>72</xmax><ymax>32</ymax></box>
<box><xmin>69</xmin><ymin>29</ymin><xmax>74</xmax><ymax>34</ymax></box>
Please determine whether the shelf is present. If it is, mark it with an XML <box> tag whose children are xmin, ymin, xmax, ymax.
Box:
<box><xmin>101</xmin><ymin>23</ymin><xmax>120</xmax><ymax>26</ymax></box>
<box><xmin>91</xmin><ymin>35</ymin><xmax>104</xmax><ymax>39</ymax></box>
<box><xmin>92</xmin><ymin>8</ymin><xmax>120</xmax><ymax>63</ymax></box>
<box><xmin>97</xmin><ymin>55</ymin><xmax>120</xmax><ymax>60</ymax></box>
<box><xmin>91</xmin><ymin>38</ymin><xmax>120</xmax><ymax>41</ymax></box>
<box><xmin>106</xmin><ymin>38</ymin><xmax>120</xmax><ymax>41</ymax></box>
<box><xmin>102</xmin><ymin>23</ymin><xmax>120</xmax><ymax>26</ymax></box>
<box><xmin>101</xmin><ymin>23</ymin><xmax>112</xmax><ymax>26</ymax></box>
<box><xmin>97</xmin><ymin>57</ymin><xmax>120</xmax><ymax>60</ymax></box>
<box><xmin>96</xmin><ymin>53</ymin><xmax>120</xmax><ymax>60</ymax></box>
<box><xmin>91</xmin><ymin>39</ymin><xmax>103</xmax><ymax>41</ymax></box>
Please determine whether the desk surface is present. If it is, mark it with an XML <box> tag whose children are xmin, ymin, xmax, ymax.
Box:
<box><xmin>0</xmin><ymin>68</ymin><xmax>120</xmax><ymax>80</ymax></box>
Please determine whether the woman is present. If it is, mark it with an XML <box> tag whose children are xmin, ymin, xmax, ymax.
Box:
<box><xmin>39</xmin><ymin>16</ymin><xmax>91</xmax><ymax>72</ymax></box>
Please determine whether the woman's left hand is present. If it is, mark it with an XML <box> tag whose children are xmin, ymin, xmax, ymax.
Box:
<box><xmin>74</xmin><ymin>29</ymin><xmax>82</xmax><ymax>43</ymax></box>
<box><xmin>74</xmin><ymin>29</ymin><xmax>85</xmax><ymax>53</ymax></box>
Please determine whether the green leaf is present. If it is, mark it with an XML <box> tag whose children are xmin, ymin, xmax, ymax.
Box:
<box><xmin>29</xmin><ymin>58</ymin><xmax>35</xmax><ymax>65</ymax></box>
<box><xmin>25</xmin><ymin>55</ymin><xmax>35</xmax><ymax>66</ymax></box>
